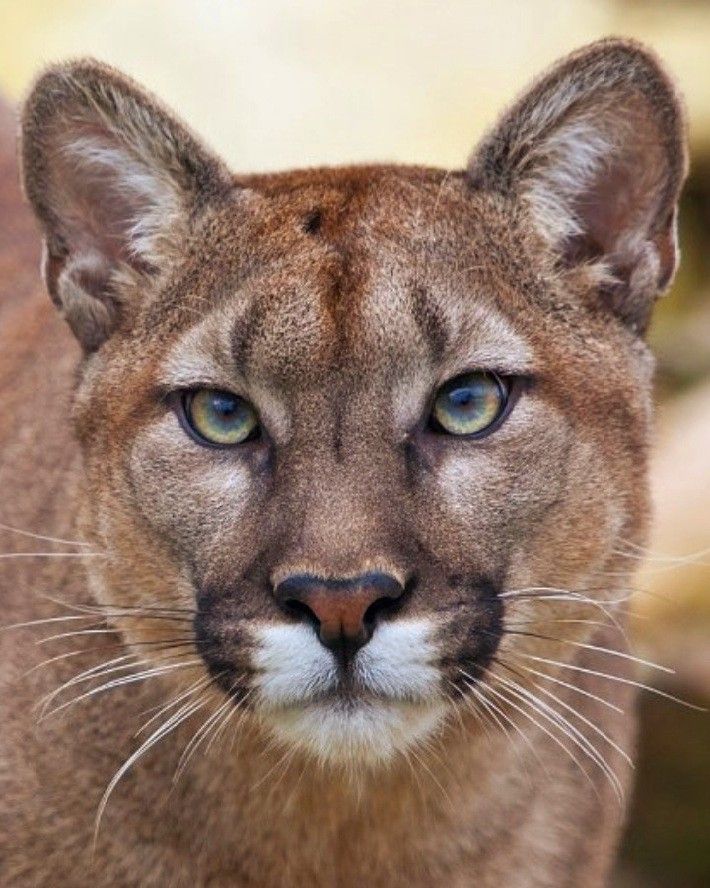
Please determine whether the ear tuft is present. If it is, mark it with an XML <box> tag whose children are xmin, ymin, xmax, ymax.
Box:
<box><xmin>468</xmin><ymin>38</ymin><xmax>688</xmax><ymax>334</ymax></box>
<box><xmin>21</xmin><ymin>59</ymin><xmax>232</xmax><ymax>350</ymax></box>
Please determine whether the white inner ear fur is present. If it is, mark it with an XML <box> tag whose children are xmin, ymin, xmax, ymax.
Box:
<box><xmin>525</xmin><ymin>117</ymin><xmax>614</xmax><ymax>246</ymax></box>
<box><xmin>521</xmin><ymin>96</ymin><xmax>667</xmax><ymax>265</ymax></box>
<box><xmin>57</xmin><ymin>132</ymin><xmax>185</xmax><ymax>266</ymax></box>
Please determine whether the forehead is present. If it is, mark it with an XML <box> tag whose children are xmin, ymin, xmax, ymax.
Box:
<box><xmin>156</xmin><ymin>166</ymin><xmax>539</xmax><ymax>390</ymax></box>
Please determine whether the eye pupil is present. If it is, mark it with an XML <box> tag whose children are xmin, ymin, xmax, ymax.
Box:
<box><xmin>450</xmin><ymin>388</ymin><xmax>475</xmax><ymax>407</ymax></box>
<box><xmin>430</xmin><ymin>371</ymin><xmax>509</xmax><ymax>437</ymax></box>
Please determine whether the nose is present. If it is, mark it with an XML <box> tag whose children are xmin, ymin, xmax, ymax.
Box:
<box><xmin>273</xmin><ymin>571</ymin><xmax>405</xmax><ymax>662</ymax></box>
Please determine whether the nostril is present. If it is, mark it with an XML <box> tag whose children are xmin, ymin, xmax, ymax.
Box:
<box><xmin>362</xmin><ymin>574</ymin><xmax>414</xmax><ymax>634</ymax></box>
<box><xmin>362</xmin><ymin>595</ymin><xmax>400</xmax><ymax>634</ymax></box>
<box><xmin>282</xmin><ymin>597</ymin><xmax>320</xmax><ymax>631</ymax></box>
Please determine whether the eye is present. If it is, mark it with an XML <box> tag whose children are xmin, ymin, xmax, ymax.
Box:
<box><xmin>429</xmin><ymin>371</ymin><xmax>509</xmax><ymax>437</ymax></box>
<box><xmin>182</xmin><ymin>389</ymin><xmax>259</xmax><ymax>446</ymax></box>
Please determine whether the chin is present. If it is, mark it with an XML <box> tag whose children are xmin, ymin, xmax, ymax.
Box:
<box><xmin>259</xmin><ymin>697</ymin><xmax>448</xmax><ymax>767</ymax></box>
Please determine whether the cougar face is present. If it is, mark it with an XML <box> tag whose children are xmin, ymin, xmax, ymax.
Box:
<box><xmin>20</xmin><ymin>42</ymin><xmax>686</xmax><ymax>765</ymax></box>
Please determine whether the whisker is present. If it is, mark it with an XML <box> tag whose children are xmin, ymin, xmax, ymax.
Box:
<box><xmin>447</xmin><ymin>679</ymin><xmax>496</xmax><ymax>742</ymax></box>
<box><xmin>24</xmin><ymin>637</ymin><xmax>197</xmax><ymax>677</ymax></box>
<box><xmin>407</xmin><ymin>744</ymin><xmax>451</xmax><ymax>807</ymax></box>
<box><xmin>612</xmin><ymin>542</ymin><xmax>710</xmax><ymax>567</ymax></box>
<box><xmin>502</xmin><ymin>629</ymin><xmax>674</xmax><ymax>674</ymax></box>
<box><xmin>38</xmin><ymin>594</ymin><xmax>196</xmax><ymax>618</ymax></box>
<box><xmin>0</xmin><ymin>552</ymin><xmax>106</xmax><ymax>560</ymax></box>
<box><xmin>41</xmin><ymin>659</ymin><xmax>202</xmax><ymax>721</ymax></box>
<box><xmin>501</xmin><ymin>588</ymin><xmax>631</xmax><ymax>642</ymax></box>
<box><xmin>466</xmin><ymin>672</ymin><xmax>599</xmax><ymax>798</ymax></box>
<box><xmin>172</xmin><ymin>690</ymin><xmax>227</xmax><ymax>783</ymax></box>
<box><xmin>206</xmin><ymin>687</ymin><xmax>251</xmax><ymax>753</ymax></box>
<box><xmin>467</xmin><ymin>681</ymin><xmax>552</xmax><ymax>785</ymax></box>
<box><xmin>494</xmin><ymin>658</ymin><xmax>632</xmax><ymax>767</ymax></box>
<box><xmin>94</xmin><ymin>695</ymin><xmax>209</xmax><ymax>846</ymax></box>
<box><xmin>1</xmin><ymin>614</ymin><xmax>96</xmax><ymax>633</ymax></box>
<box><xmin>0</xmin><ymin>521</ymin><xmax>94</xmax><ymax>548</ymax></box>
<box><xmin>36</xmin><ymin>654</ymin><xmax>144</xmax><ymax>716</ymax></box>
<box><xmin>520</xmin><ymin>654</ymin><xmax>706</xmax><ymax>711</ymax></box>
<box><xmin>492</xmin><ymin>673</ymin><xmax>623</xmax><ymax>802</ymax></box>
<box><xmin>509</xmin><ymin>662</ymin><xmax>624</xmax><ymax>714</ymax></box>
<box><xmin>38</xmin><ymin>628</ymin><xmax>118</xmax><ymax>644</ymax></box>
<box><xmin>135</xmin><ymin>673</ymin><xmax>216</xmax><ymax>735</ymax></box>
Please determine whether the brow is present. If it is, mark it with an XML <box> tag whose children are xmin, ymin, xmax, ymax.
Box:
<box><xmin>157</xmin><ymin>309</ymin><xmax>248</xmax><ymax>391</ymax></box>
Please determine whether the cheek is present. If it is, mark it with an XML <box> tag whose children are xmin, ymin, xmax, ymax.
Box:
<box><xmin>127</xmin><ymin>416</ymin><xmax>255</xmax><ymax>547</ymax></box>
<box><xmin>413</xmin><ymin>400</ymin><xmax>599</xmax><ymax>574</ymax></box>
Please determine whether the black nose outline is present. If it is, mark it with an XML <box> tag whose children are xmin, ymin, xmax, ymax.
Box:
<box><xmin>273</xmin><ymin>571</ymin><xmax>406</xmax><ymax>664</ymax></box>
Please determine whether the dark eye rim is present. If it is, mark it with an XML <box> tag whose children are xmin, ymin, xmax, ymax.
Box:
<box><xmin>172</xmin><ymin>389</ymin><xmax>261</xmax><ymax>449</ymax></box>
<box><xmin>426</xmin><ymin>371</ymin><xmax>522</xmax><ymax>439</ymax></box>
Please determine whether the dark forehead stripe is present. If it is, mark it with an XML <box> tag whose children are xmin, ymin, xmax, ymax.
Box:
<box><xmin>195</xmin><ymin>165</ymin><xmax>475</xmax><ymax>383</ymax></box>
<box><xmin>226</xmin><ymin>173</ymin><xmax>381</xmax><ymax>380</ymax></box>
<box><xmin>410</xmin><ymin>285</ymin><xmax>449</xmax><ymax>358</ymax></box>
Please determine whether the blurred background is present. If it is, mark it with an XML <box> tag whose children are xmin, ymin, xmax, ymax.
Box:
<box><xmin>0</xmin><ymin>1</ymin><xmax>707</xmax><ymax>884</ymax></box>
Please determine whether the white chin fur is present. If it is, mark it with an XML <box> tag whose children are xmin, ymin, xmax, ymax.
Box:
<box><xmin>251</xmin><ymin>618</ymin><xmax>445</xmax><ymax>763</ymax></box>
<box><xmin>262</xmin><ymin>698</ymin><xmax>447</xmax><ymax>765</ymax></box>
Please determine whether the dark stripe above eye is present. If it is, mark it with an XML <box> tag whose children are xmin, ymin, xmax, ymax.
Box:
<box><xmin>410</xmin><ymin>286</ymin><xmax>449</xmax><ymax>358</ymax></box>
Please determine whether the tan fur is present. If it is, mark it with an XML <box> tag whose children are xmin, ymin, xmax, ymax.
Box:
<box><xmin>0</xmin><ymin>39</ymin><xmax>687</xmax><ymax>886</ymax></box>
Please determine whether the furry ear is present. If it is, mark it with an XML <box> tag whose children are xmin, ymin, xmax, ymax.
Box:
<box><xmin>468</xmin><ymin>38</ymin><xmax>688</xmax><ymax>334</ymax></box>
<box><xmin>20</xmin><ymin>59</ymin><xmax>233</xmax><ymax>351</ymax></box>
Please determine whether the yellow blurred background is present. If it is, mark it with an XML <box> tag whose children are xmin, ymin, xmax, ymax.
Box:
<box><xmin>0</xmin><ymin>2</ymin><xmax>707</xmax><ymax>885</ymax></box>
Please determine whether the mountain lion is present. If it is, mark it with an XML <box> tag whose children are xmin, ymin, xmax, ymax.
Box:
<box><xmin>0</xmin><ymin>38</ymin><xmax>687</xmax><ymax>887</ymax></box>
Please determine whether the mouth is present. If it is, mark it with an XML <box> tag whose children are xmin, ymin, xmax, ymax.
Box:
<box><xmin>191</xmin><ymin>579</ymin><xmax>504</xmax><ymax>764</ymax></box>
<box><xmin>192</xmin><ymin>615</ymin><xmax>448</xmax><ymax>763</ymax></box>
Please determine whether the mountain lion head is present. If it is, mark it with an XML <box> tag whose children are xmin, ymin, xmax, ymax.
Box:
<box><xmin>20</xmin><ymin>40</ymin><xmax>686</xmax><ymax>766</ymax></box>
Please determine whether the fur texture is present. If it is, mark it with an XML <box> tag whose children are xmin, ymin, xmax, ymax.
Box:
<box><xmin>0</xmin><ymin>38</ymin><xmax>687</xmax><ymax>887</ymax></box>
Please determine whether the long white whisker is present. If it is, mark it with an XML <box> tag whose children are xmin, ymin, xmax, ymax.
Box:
<box><xmin>38</xmin><ymin>628</ymin><xmax>116</xmax><ymax>644</ymax></box>
<box><xmin>207</xmin><ymin>687</ymin><xmax>251</xmax><ymax>753</ymax></box>
<box><xmin>521</xmin><ymin>655</ymin><xmax>706</xmax><ymax>711</ymax></box>
<box><xmin>0</xmin><ymin>521</ymin><xmax>94</xmax><ymax>548</ymax></box>
<box><xmin>135</xmin><ymin>673</ymin><xmax>215</xmax><ymax>737</ymax></box>
<box><xmin>41</xmin><ymin>660</ymin><xmax>202</xmax><ymax>720</ymax></box>
<box><xmin>37</xmin><ymin>654</ymin><xmax>140</xmax><ymax>715</ymax></box>
<box><xmin>502</xmin><ymin>588</ymin><xmax>630</xmax><ymax>642</ymax></box>
<box><xmin>1</xmin><ymin>614</ymin><xmax>96</xmax><ymax>633</ymax></box>
<box><xmin>507</xmin><ymin>630</ymin><xmax>674</xmax><ymax>675</ymax></box>
<box><xmin>510</xmin><ymin>662</ymin><xmax>624</xmax><ymax>714</ymax></box>
<box><xmin>172</xmin><ymin>691</ymin><xmax>227</xmax><ymax>783</ymax></box>
<box><xmin>0</xmin><ymin>552</ymin><xmax>106</xmax><ymax>559</ymax></box>
<box><xmin>94</xmin><ymin>696</ymin><xmax>209</xmax><ymax>846</ymax></box>
<box><xmin>479</xmin><ymin>677</ymin><xmax>599</xmax><ymax>796</ymax></box>
<box><xmin>493</xmin><ymin>674</ymin><xmax>623</xmax><ymax>802</ymax></box>
<box><xmin>529</xmin><ymin>679</ymin><xmax>632</xmax><ymax>767</ymax></box>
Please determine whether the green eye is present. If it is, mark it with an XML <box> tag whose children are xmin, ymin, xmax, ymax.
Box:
<box><xmin>430</xmin><ymin>371</ymin><xmax>508</xmax><ymax>437</ymax></box>
<box><xmin>183</xmin><ymin>389</ymin><xmax>259</xmax><ymax>446</ymax></box>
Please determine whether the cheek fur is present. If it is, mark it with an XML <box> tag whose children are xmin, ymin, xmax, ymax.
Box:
<box><xmin>128</xmin><ymin>415</ymin><xmax>253</xmax><ymax>542</ymax></box>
